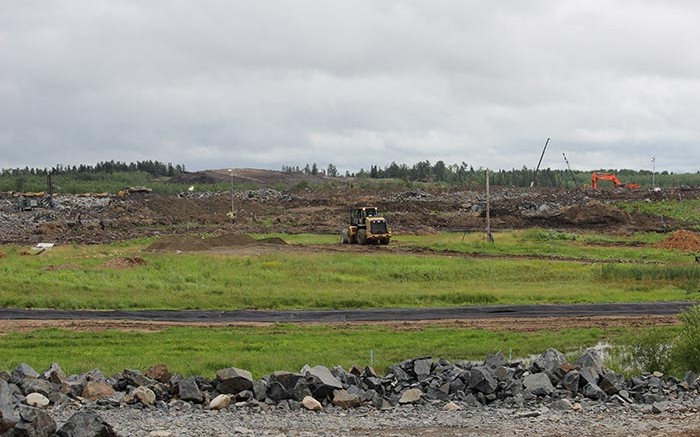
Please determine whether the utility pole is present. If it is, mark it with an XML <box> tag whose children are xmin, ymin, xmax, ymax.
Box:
<box><xmin>530</xmin><ymin>137</ymin><xmax>550</xmax><ymax>187</ymax></box>
<box><xmin>485</xmin><ymin>169</ymin><xmax>494</xmax><ymax>244</ymax></box>
<box><xmin>227</xmin><ymin>168</ymin><xmax>235</xmax><ymax>221</ymax></box>
<box><xmin>651</xmin><ymin>156</ymin><xmax>656</xmax><ymax>188</ymax></box>
<box><xmin>562</xmin><ymin>153</ymin><xmax>578</xmax><ymax>188</ymax></box>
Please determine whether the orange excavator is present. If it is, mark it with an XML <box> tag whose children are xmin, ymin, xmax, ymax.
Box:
<box><xmin>591</xmin><ymin>172</ymin><xmax>641</xmax><ymax>191</ymax></box>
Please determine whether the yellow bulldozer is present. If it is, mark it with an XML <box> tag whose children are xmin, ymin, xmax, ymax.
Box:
<box><xmin>118</xmin><ymin>186</ymin><xmax>152</xmax><ymax>198</ymax></box>
<box><xmin>341</xmin><ymin>206</ymin><xmax>391</xmax><ymax>245</ymax></box>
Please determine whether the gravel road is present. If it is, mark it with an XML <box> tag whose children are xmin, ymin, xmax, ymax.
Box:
<box><xmin>0</xmin><ymin>302</ymin><xmax>694</xmax><ymax>324</ymax></box>
<box><xmin>50</xmin><ymin>400</ymin><xmax>700</xmax><ymax>437</ymax></box>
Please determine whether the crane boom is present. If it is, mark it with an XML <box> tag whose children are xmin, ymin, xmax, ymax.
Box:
<box><xmin>530</xmin><ymin>138</ymin><xmax>550</xmax><ymax>187</ymax></box>
<box><xmin>562</xmin><ymin>153</ymin><xmax>578</xmax><ymax>187</ymax></box>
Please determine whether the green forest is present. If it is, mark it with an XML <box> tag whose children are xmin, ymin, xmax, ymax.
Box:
<box><xmin>288</xmin><ymin>160</ymin><xmax>700</xmax><ymax>189</ymax></box>
<box><xmin>1</xmin><ymin>159</ymin><xmax>699</xmax><ymax>194</ymax></box>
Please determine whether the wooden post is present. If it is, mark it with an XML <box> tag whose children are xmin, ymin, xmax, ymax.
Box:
<box><xmin>485</xmin><ymin>170</ymin><xmax>494</xmax><ymax>244</ymax></box>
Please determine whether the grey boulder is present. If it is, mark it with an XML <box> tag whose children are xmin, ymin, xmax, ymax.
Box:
<box><xmin>56</xmin><ymin>410</ymin><xmax>118</xmax><ymax>437</ymax></box>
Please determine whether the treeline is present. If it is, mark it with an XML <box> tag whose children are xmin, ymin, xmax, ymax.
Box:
<box><xmin>284</xmin><ymin>160</ymin><xmax>700</xmax><ymax>188</ymax></box>
<box><xmin>1</xmin><ymin>160</ymin><xmax>185</xmax><ymax>178</ymax></box>
<box><xmin>0</xmin><ymin>160</ymin><xmax>187</xmax><ymax>194</ymax></box>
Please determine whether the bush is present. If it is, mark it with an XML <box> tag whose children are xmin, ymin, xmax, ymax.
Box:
<box><xmin>520</xmin><ymin>229</ymin><xmax>578</xmax><ymax>242</ymax></box>
<box><xmin>611</xmin><ymin>328</ymin><xmax>674</xmax><ymax>376</ymax></box>
<box><xmin>674</xmin><ymin>305</ymin><xmax>700</xmax><ymax>373</ymax></box>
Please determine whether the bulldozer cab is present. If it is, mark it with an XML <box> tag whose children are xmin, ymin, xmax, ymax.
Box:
<box><xmin>351</xmin><ymin>207</ymin><xmax>379</xmax><ymax>226</ymax></box>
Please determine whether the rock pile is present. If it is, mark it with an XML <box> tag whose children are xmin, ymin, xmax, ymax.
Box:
<box><xmin>245</xmin><ymin>188</ymin><xmax>292</xmax><ymax>202</ymax></box>
<box><xmin>1</xmin><ymin>348</ymin><xmax>699</xmax><ymax>436</ymax></box>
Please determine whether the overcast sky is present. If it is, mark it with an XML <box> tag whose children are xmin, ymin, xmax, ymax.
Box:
<box><xmin>1</xmin><ymin>1</ymin><xmax>699</xmax><ymax>173</ymax></box>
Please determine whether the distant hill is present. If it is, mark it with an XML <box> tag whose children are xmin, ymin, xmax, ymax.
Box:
<box><xmin>171</xmin><ymin>168</ymin><xmax>333</xmax><ymax>187</ymax></box>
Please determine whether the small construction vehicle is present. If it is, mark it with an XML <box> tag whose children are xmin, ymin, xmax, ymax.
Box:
<box><xmin>14</xmin><ymin>192</ymin><xmax>51</xmax><ymax>211</ymax></box>
<box><xmin>118</xmin><ymin>186</ymin><xmax>153</xmax><ymax>198</ymax></box>
<box><xmin>591</xmin><ymin>172</ymin><xmax>640</xmax><ymax>191</ymax></box>
<box><xmin>341</xmin><ymin>206</ymin><xmax>391</xmax><ymax>245</ymax></box>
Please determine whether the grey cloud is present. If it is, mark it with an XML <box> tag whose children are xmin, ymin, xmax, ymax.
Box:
<box><xmin>1</xmin><ymin>1</ymin><xmax>699</xmax><ymax>173</ymax></box>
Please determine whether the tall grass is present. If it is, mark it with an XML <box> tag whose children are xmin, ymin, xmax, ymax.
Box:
<box><xmin>0</xmin><ymin>324</ymin><xmax>622</xmax><ymax>378</ymax></box>
<box><xmin>0</xmin><ymin>232</ymin><xmax>697</xmax><ymax>310</ymax></box>
<box><xmin>598</xmin><ymin>264</ymin><xmax>700</xmax><ymax>281</ymax></box>
<box><xmin>618</xmin><ymin>199</ymin><xmax>700</xmax><ymax>225</ymax></box>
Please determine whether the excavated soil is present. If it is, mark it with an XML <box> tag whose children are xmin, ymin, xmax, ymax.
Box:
<box><xmin>44</xmin><ymin>264</ymin><xmax>81</xmax><ymax>271</ymax></box>
<box><xmin>657</xmin><ymin>230</ymin><xmax>700</xmax><ymax>251</ymax></box>
<box><xmin>146</xmin><ymin>234</ymin><xmax>288</xmax><ymax>252</ymax></box>
<box><xmin>0</xmin><ymin>315</ymin><xmax>680</xmax><ymax>334</ymax></box>
<box><xmin>2</xmin><ymin>180</ymin><xmax>699</xmax><ymax>245</ymax></box>
<box><xmin>102</xmin><ymin>257</ymin><xmax>147</xmax><ymax>269</ymax></box>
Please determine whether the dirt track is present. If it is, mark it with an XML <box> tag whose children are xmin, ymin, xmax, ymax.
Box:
<box><xmin>0</xmin><ymin>302</ymin><xmax>691</xmax><ymax>333</ymax></box>
<box><xmin>0</xmin><ymin>315</ymin><xmax>681</xmax><ymax>334</ymax></box>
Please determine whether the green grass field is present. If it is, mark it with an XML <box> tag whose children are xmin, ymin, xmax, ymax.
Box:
<box><xmin>1</xmin><ymin>230</ymin><xmax>696</xmax><ymax>377</ymax></box>
<box><xmin>0</xmin><ymin>231</ymin><xmax>697</xmax><ymax>310</ymax></box>
<box><xmin>0</xmin><ymin>324</ymin><xmax>645</xmax><ymax>377</ymax></box>
<box><xmin>618</xmin><ymin>198</ymin><xmax>700</xmax><ymax>229</ymax></box>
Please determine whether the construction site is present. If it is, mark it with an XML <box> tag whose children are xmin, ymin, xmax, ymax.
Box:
<box><xmin>1</xmin><ymin>168</ymin><xmax>698</xmax><ymax>246</ymax></box>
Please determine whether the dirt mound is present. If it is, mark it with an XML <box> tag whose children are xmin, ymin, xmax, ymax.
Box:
<box><xmin>206</xmin><ymin>234</ymin><xmax>257</xmax><ymax>247</ymax></box>
<box><xmin>146</xmin><ymin>236</ymin><xmax>211</xmax><ymax>252</ymax></box>
<box><xmin>0</xmin><ymin>252</ymin><xmax>4</xmax><ymax>258</ymax></box>
<box><xmin>35</xmin><ymin>223</ymin><xmax>67</xmax><ymax>234</ymax></box>
<box><xmin>170</xmin><ymin>171</ymin><xmax>221</xmax><ymax>185</ymax></box>
<box><xmin>44</xmin><ymin>264</ymin><xmax>80</xmax><ymax>271</ymax></box>
<box><xmin>147</xmin><ymin>234</ymin><xmax>287</xmax><ymax>251</ymax></box>
<box><xmin>656</xmin><ymin>230</ymin><xmax>700</xmax><ymax>251</ymax></box>
<box><xmin>559</xmin><ymin>201</ymin><xmax>629</xmax><ymax>225</ymax></box>
<box><xmin>257</xmin><ymin>237</ymin><xmax>288</xmax><ymax>245</ymax></box>
<box><xmin>103</xmin><ymin>257</ymin><xmax>147</xmax><ymax>269</ymax></box>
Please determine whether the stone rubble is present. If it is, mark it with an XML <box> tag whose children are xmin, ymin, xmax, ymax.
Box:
<box><xmin>0</xmin><ymin>349</ymin><xmax>699</xmax><ymax>436</ymax></box>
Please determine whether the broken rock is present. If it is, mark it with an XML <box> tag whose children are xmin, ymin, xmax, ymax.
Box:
<box><xmin>146</xmin><ymin>364</ymin><xmax>171</xmax><ymax>384</ymax></box>
<box><xmin>332</xmin><ymin>389</ymin><xmax>361</xmax><ymax>409</ymax></box>
<box><xmin>215</xmin><ymin>367</ymin><xmax>254</xmax><ymax>394</ymax></box>
<box><xmin>81</xmin><ymin>381</ymin><xmax>115</xmax><ymax>401</ymax></box>
<box><xmin>470</xmin><ymin>366</ymin><xmax>497</xmax><ymax>394</ymax></box>
<box><xmin>178</xmin><ymin>377</ymin><xmax>203</xmax><ymax>403</ymax></box>
<box><xmin>25</xmin><ymin>392</ymin><xmax>50</xmax><ymax>408</ymax></box>
<box><xmin>303</xmin><ymin>365</ymin><xmax>342</xmax><ymax>398</ymax></box>
<box><xmin>209</xmin><ymin>394</ymin><xmax>231</xmax><ymax>410</ymax></box>
<box><xmin>399</xmin><ymin>388</ymin><xmax>423</xmax><ymax>404</ymax></box>
<box><xmin>523</xmin><ymin>373</ymin><xmax>555</xmax><ymax>397</ymax></box>
<box><xmin>301</xmin><ymin>395</ymin><xmax>322</xmax><ymax>411</ymax></box>
<box><xmin>14</xmin><ymin>405</ymin><xmax>56</xmax><ymax>437</ymax></box>
<box><xmin>127</xmin><ymin>386</ymin><xmax>156</xmax><ymax>406</ymax></box>
<box><xmin>56</xmin><ymin>410</ymin><xmax>118</xmax><ymax>437</ymax></box>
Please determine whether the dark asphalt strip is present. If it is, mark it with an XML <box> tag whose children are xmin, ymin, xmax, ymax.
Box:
<box><xmin>0</xmin><ymin>302</ymin><xmax>695</xmax><ymax>324</ymax></box>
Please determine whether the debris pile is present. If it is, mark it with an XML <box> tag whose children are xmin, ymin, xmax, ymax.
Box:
<box><xmin>245</xmin><ymin>188</ymin><xmax>292</xmax><ymax>202</ymax></box>
<box><xmin>146</xmin><ymin>234</ymin><xmax>288</xmax><ymax>252</ymax></box>
<box><xmin>656</xmin><ymin>230</ymin><xmax>700</xmax><ymax>251</ymax></box>
<box><xmin>102</xmin><ymin>257</ymin><xmax>147</xmax><ymax>269</ymax></box>
<box><xmin>145</xmin><ymin>236</ymin><xmax>212</xmax><ymax>252</ymax></box>
<box><xmin>1</xmin><ymin>348</ymin><xmax>698</xmax><ymax>436</ymax></box>
<box><xmin>1</xmin><ymin>186</ymin><xmax>699</xmax><ymax>244</ymax></box>
<box><xmin>44</xmin><ymin>264</ymin><xmax>80</xmax><ymax>272</ymax></box>
<box><xmin>558</xmin><ymin>201</ymin><xmax>630</xmax><ymax>226</ymax></box>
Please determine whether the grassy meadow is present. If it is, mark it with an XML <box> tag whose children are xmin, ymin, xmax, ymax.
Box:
<box><xmin>0</xmin><ymin>231</ymin><xmax>697</xmax><ymax>310</ymax></box>
<box><xmin>1</xmin><ymin>229</ymin><xmax>697</xmax><ymax>376</ymax></box>
<box><xmin>0</xmin><ymin>323</ymin><xmax>654</xmax><ymax>377</ymax></box>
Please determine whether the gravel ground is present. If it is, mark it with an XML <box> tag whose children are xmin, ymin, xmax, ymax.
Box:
<box><xmin>49</xmin><ymin>399</ymin><xmax>700</xmax><ymax>437</ymax></box>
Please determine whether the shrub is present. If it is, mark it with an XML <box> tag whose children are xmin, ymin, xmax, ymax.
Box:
<box><xmin>611</xmin><ymin>328</ymin><xmax>674</xmax><ymax>376</ymax></box>
<box><xmin>674</xmin><ymin>305</ymin><xmax>700</xmax><ymax>373</ymax></box>
<box><xmin>520</xmin><ymin>229</ymin><xmax>578</xmax><ymax>242</ymax></box>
